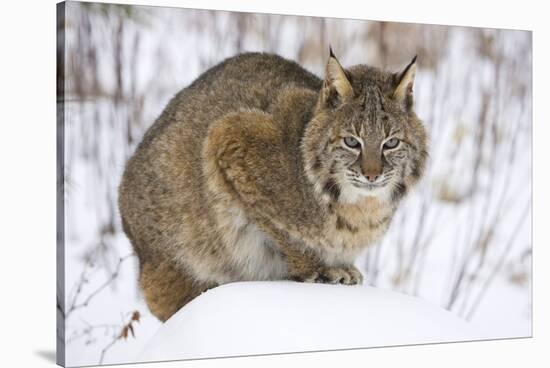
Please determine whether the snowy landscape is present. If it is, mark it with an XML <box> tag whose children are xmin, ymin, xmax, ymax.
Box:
<box><xmin>138</xmin><ymin>281</ymin><xmax>488</xmax><ymax>362</ymax></box>
<box><xmin>58</xmin><ymin>2</ymin><xmax>532</xmax><ymax>366</ymax></box>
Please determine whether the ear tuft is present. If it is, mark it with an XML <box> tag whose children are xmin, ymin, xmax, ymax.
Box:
<box><xmin>393</xmin><ymin>55</ymin><xmax>417</xmax><ymax>110</ymax></box>
<box><xmin>323</xmin><ymin>49</ymin><xmax>353</xmax><ymax>104</ymax></box>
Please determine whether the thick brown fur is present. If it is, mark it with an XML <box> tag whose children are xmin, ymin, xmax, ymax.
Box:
<box><xmin>119</xmin><ymin>51</ymin><xmax>428</xmax><ymax>322</ymax></box>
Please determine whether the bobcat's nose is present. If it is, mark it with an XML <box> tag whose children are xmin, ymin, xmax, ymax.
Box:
<box><xmin>365</xmin><ymin>174</ymin><xmax>380</xmax><ymax>183</ymax></box>
<box><xmin>361</xmin><ymin>151</ymin><xmax>383</xmax><ymax>183</ymax></box>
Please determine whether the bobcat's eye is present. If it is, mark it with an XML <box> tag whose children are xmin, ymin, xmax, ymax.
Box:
<box><xmin>383</xmin><ymin>137</ymin><xmax>400</xmax><ymax>150</ymax></box>
<box><xmin>344</xmin><ymin>136</ymin><xmax>360</xmax><ymax>148</ymax></box>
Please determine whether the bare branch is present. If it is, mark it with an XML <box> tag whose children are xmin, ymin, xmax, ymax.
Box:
<box><xmin>66</xmin><ymin>254</ymin><xmax>134</xmax><ymax>317</ymax></box>
<box><xmin>464</xmin><ymin>202</ymin><xmax>531</xmax><ymax>320</ymax></box>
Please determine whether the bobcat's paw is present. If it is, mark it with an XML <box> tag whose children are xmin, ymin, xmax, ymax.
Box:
<box><xmin>291</xmin><ymin>265</ymin><xmax>363</xmax><ymax>285</ymax></box>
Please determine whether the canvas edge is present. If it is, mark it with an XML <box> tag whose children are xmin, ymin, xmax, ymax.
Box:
<box><xmin>56</xmin><ymin>1</ymin><xmax>67</xmax><ymax>367</ymax></box>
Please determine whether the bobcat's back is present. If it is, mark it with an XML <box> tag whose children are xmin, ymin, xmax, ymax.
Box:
<box><xmin>119</xmin><ymin>52</ymin><xmax>320</xmax><ymax>268</ymax></box>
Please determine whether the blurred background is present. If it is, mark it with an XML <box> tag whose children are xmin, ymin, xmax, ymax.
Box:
<box><xmin>58</xmin><ymin>2</ymin><xmax>532</xmax><ymax>366</ymax></box>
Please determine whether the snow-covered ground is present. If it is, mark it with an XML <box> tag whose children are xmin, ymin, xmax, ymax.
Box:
<box><xmin>60</xmin><ymin>2</ymin><xmax>532</xmax><ymax>367</ymax></box>
<box><xmin>138</xmin><ymin>281</ymin><xmax>495</xmax><ymax>362</ymax></box>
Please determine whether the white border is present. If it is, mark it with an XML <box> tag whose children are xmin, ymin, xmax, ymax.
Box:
<box><xmin>0</xmin><ymin>0</ymin><xmax>547</xmax><ymax>367</ymax></box>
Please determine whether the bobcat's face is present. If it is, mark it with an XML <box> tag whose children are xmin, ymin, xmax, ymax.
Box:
<box><xmin>303</xmin><ymin>52</ymin><xmax>428</xmax><ymax>204</ymax></box>
<box><xmin>326</xmin><ymin>93</ymin><xmax>426</xmax><ymax>202</ymax></box>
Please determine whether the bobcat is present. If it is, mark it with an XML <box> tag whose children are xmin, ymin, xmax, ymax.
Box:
<box><xmin>119</xmin><ymin>49</ymin><xmax>428</xmax><ymax>321</ymax></box>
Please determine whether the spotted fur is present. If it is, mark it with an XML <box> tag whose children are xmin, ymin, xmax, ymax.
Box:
<box><xmin>119</xmin><ymin>51</ymin><xmax>428</xmax><ymax>321</ymax></box>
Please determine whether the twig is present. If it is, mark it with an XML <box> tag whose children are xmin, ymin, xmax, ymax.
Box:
<box><xmin>99</xmin><ymin>337</ymin><xmax>118</xmax><ymax>365</ymax></box>
<box><xmin>464</xmin><ymin>202</ymin><xmax>530</xmax><ymax>320</ymax></box>
<box><xmin>66</xmin><ymin>253</ymin><xmax>134</xmax><ymax>317</ymax></box>
<box><xmin>66</xmin><ymin>323</ymin><xmax>120</xmax><ymax>344</ymax></box>
<box><xmin>98</xmin><ymin>311</ymin><xmax>141</xmax><ymax>365</ymax></box>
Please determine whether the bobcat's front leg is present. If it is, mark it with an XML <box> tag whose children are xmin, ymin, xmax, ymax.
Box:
<box><xmin>297</xmin><ymin>264</ymin><xmax>363</xmax><ymax>285</ymax></box>
<box><xmin>204</xmin><ymin>110</ymin><xmax>363</xmax><ymax>286</ymax></box>
<box><xmin>266</xmin><ymin>226</ymin><xmax>363</xmax><ymax>285</ymax></box>
<box><xmin>290</xmin><ymin>258</ymin><xmax>363</xmax><ymax>285</ymax></box>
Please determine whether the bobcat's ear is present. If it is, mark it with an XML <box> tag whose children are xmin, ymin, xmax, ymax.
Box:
<box><xmin>392</xmin><ymin>55</ymin><xmax>417</xmax><ymax>110</ymax></box>
<box><xmin>320</xmin><ymin>47</ymin><xmax>354</xmax><ymax>107</ymax></box>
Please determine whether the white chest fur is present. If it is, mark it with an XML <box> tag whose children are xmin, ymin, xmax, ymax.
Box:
<box><xmin>211</xmin><ymin>197</ymin><xmax>391</xmax><ymax>282</ymax></box>
<box><xmin>216</xmin><ymin>206</ymin><xmax>288</xmax><ymax>282</ymax></box>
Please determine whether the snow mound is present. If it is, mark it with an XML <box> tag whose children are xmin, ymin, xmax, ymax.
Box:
<box><xmin>138</xmin><ymin>281</ymin><xmax>487</xmax><ymax>361</ymax></box>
